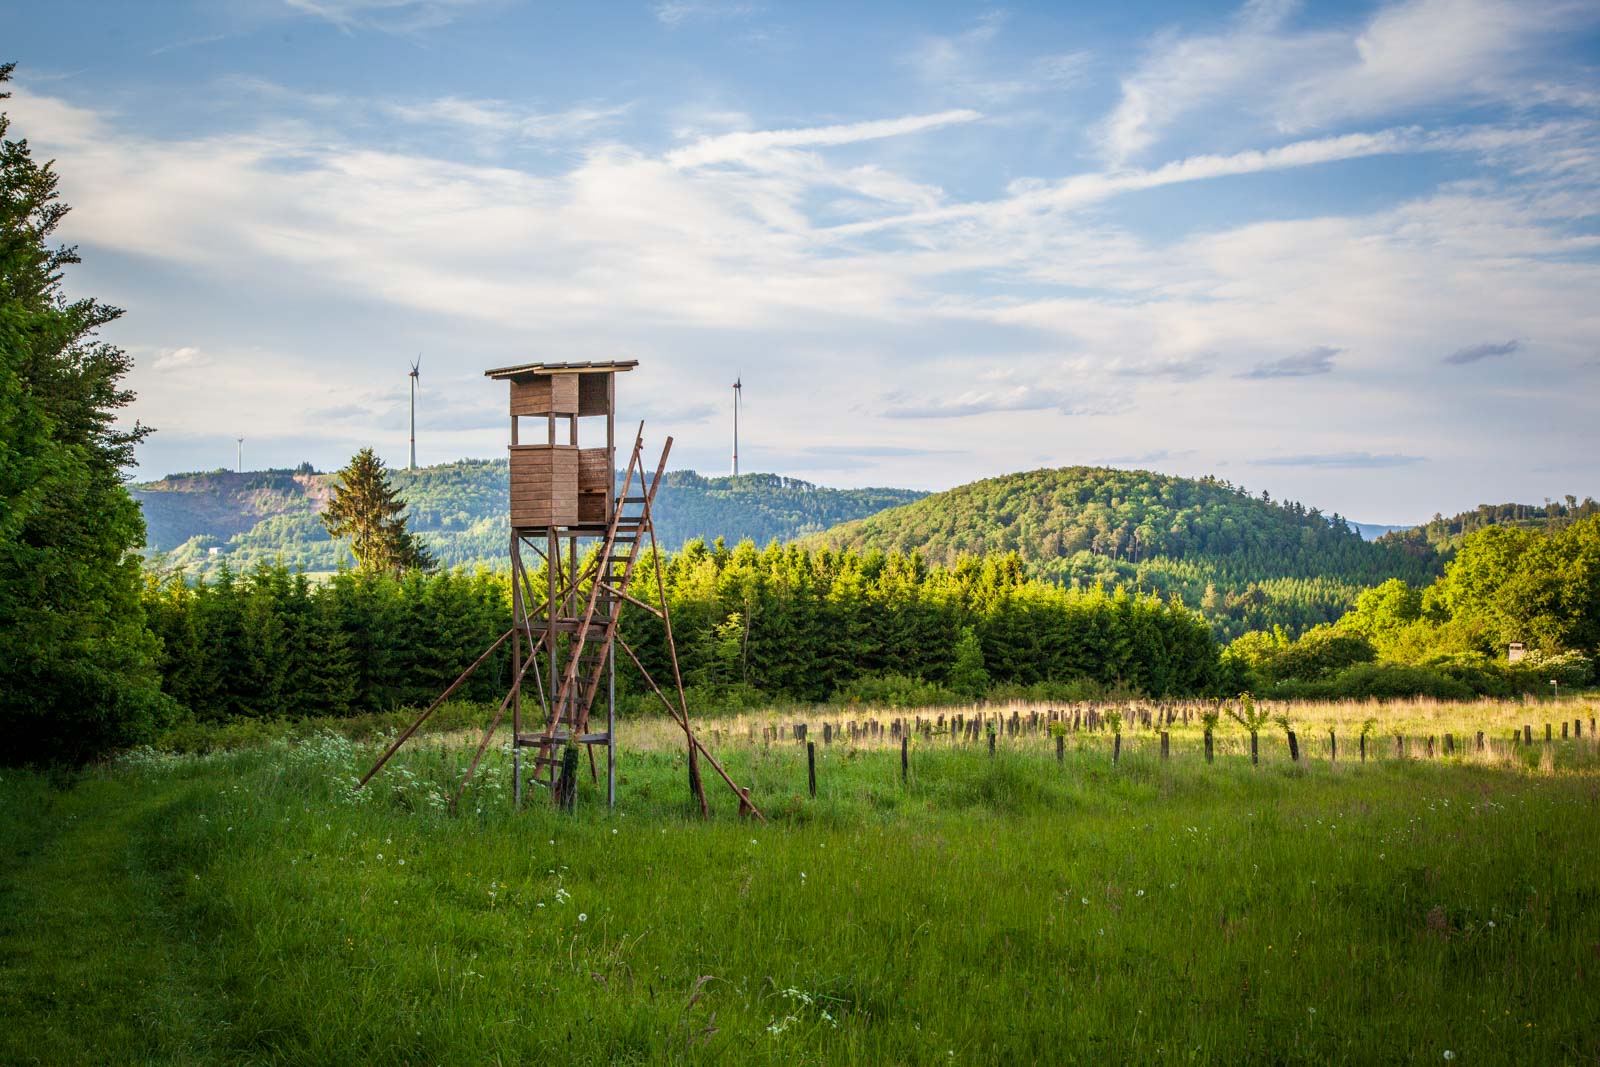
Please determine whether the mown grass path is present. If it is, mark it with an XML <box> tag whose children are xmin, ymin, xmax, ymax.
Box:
<box><xmin>4</xmin><ymin>736</ymin><xmax>1600</xmax><ymax>1064</ymax></box>
<box><xmin>0</xmin><ymin>770</ymin><xmax>222</xmax><ymax>1065</ymax></box>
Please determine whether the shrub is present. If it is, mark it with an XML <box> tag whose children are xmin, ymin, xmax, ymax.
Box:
<box><xmin>831</xmin><ymin>672</ymin><xmax>962</xmax><ymax>708</ymax></box>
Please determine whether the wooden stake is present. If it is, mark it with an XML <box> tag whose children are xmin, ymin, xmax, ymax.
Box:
<box><xmin>808</xmin><ymin>740</ymin><xmax>817</xmax><ymax>799</ymax></box>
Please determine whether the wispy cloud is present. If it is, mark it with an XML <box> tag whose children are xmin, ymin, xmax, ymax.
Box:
<box><xmin>667</xmin><ymin>109</ymin><xmax>982</xmax><ymax>168</ymax></box>
<box><xmin>1239</xmin><ymin>345</ymin><xmax>1341</xmax><ymax>378</ymax></box>
<box><xmin>1096</xmin><ymin>448</ymin><xmax>1197</xmax><ymax>466</ymax></box>
<box><xmin>653</xmin><ymin>1</ymin><xmax>760</xmax><ymax>25</ymax></box>
<box><xmin>1099</xmin><ymin>0</ymin><xmax>1313</xmax><ymax>165</ymax></box>
<box><xmin>383</xmin><ymin>96</ymin><xmax>631</xmax><ymax>143</ymax></box>
<box><xmin>881</xmin><ymin>383</ymin><xmax>1118</xmax><ymax>419</ymax></box>
<box><xmin>907</xmin><ymin>12</ymin><xmax>1090</xmax><ymax>103</ymax></box>
<box><xmin>826</xmin><ymin>126</ymin><xmax>1452</xmax><ymax>237</ymax></box>
<box><xmin>284</xmin><ymin>0</ymin><xmax>497</xmax><ymax>32</ymax></box>
<box><xmin>1443</xmin><ymin>339</ymin><xmax>1521</xmax><ymax>365</ymax></box>
<box><xmin>1112</xmin><ymin>356</ymin><xmax>1212</xmax><ymax>382</ymax></box>
<box><xmin>1255</xmin><ymin>451</ymin><xmax>1425</xmax><ymax>468</ymax></box>
<box><xmin>1097</xmin><ymin>0</ymin><xmax>1600</xmax><ymax>164</ymax></box>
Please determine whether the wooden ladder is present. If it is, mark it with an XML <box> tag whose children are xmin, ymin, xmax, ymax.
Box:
<box><xmin>518</xmin><ymin>428</ymin><xmax>667</xmax><ymax>790</ymax></box>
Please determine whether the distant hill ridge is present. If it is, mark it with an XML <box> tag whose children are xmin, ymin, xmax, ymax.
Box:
<box><xmin>806</xmin><ymin>466</ymin><xmax>1450</xmax><ymax>639</ymax></box>
<box><xmin>133</xmin><ymin>460</ymin><xmax>927</xmax><ymax>577</ymax></box>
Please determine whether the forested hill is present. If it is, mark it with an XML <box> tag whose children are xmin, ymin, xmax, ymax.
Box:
<box><xmin>133</xmin><ymin>462</ymin><xmax>926</xmax><ymax>578</ymax></box>
<box><xmin>807</xmin><ymin>467</ymin><xmax>1443</xmax><ymax>640</ymax></box>
<box><xmin>1376</xmin><ymin>496</ymin><xmax>1600</xmax><ymax>553</ymax></box>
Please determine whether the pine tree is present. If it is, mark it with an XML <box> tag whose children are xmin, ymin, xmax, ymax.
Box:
<box><xmin>322</xmin><ymin>448</ymin><xmax>435</xmax><ymax>575</ymax></box>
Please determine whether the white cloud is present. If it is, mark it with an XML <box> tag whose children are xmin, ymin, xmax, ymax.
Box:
<box><xmin>9</xmin><ymin>73</ymin><xmax>1598</xmax><ymax>514</ymax></box>
<box><xmin>150</xmin><ymin>346</ymin><xmax>206</xmax><ymax>372</ymax></box>
<box><xmin>1277</xmin><ymin>0</ymin><xmax>1590</xmax><ymax>132</ymax></box>
<box><xmin>1098</xmin><ymin>0</ymin><xmax>1318</xmax><ymax>164</ymax></box>
<box><xmin>1097</xmin><ymin>0</ymin><xmax>1600</xmax><ymax>164</ymax></box>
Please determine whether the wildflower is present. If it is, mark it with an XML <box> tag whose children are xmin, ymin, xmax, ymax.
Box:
<box><xmin>1443</xmin><ymin>1052</ymin><xmax>1455</xmax><ymax>1061</ymax></box>
<box><xmin>376</xmin><ymin>853</ymin><xmax>383</xmax><ymax>861</ymax></box>
<box><xmin>579</xmin><ymin>913</ymin><xmax>588</xmax><ymax>922</ymax></box>
<box><xmin>611</xmin><ymin>828</ymin><xmax>618</xmax><ymax>835</ymax></box>
<box><xmin>1169</xmin><ymin>883</ymin><xmax>1177</xmax><ymax>890</ymax></box>
<box><xmin>1137</xmin><ymin>889</ymin><xmax>1145</xmax><ymax>898</ymax></box>
<box><xmin>750</xmin><ymin>838</ymin><xmax>758</xmax><ymax>846</ymax></box>
<box><xmin>398</xmin><ymin>859</ymin><xmax>405</xmax><ymax>866</ymax></box>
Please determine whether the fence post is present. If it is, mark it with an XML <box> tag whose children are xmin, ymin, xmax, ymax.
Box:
<box><xmin>1204</xmin><ymin>729</ymin><xmax>1214</xmax><ymax>764</ymax></box>
<box><xmin>1524</xmin><ymin>724</ymin><xmax>1533</xmax><ymax>745</ymax></box>
<box><xmin>1476</xmin><ymin>731</ymin><xmax>1484</xmax><ymax>752</ymax></box>
<box><xmin>1287</xmin><ymin>730</ymin><xmax>1299</xmax><ymax>762</ymax></box>
<box><xmin>1251</xmin><ymin>732</ymin><xmax>1259</xmax><ymax>766</ymax></box>
<box><xmin>901</xmin><ymin>735</ymin><xmax>909</xmax><ymax>782</ymax></box>
<box><xmin>1329</xmin><ymin>729</ymin><xmax>1336</xmax><ymax>763</ymax></box>
<box><xmin>1359</xmin><ymin>733</ymin><xmax>1366</xmax><ymax>762</ymax></box>
<box><xmin>988</xmin><ymin>730</ymin><xmax>996</xmax><ymax>758</ymax></box>
<box><xmin>1395</xmin><ymin>734</ymin><xmax>1404</xmax><ymax>759</ymax></box>
<box><xmin>1056</xmin><ymin>734</ymin><xmax>1065</xmax><ymax>764</ymax></box>
<box><xmin>1546</xmin><ymin>723</ymin><xmax>1553</xmax><ymax>742</ymax></box>
<box><xmin>807</xmin><ymin>740</ymin><xmax>817</xmax><ymax>799</ymax></box>
<box><xmin>1113</xmin><ymin>733</ymin><xmax>1121</xmax><ymax>765</ymax></box>
<box><xmin>1160</xmin><ymin>731</ymin><xmax>1170</xmax><ymax>761</ymax></box>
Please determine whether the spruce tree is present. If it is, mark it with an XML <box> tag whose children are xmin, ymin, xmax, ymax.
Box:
<box><xmin>322</xmin><ymin>448</ymin><xmax>435</xmax><ymax>575</ymax></box>
<box><xmin>0</xmin><ymin>64</ymin><xmax>174</xmax><ymax>762</ymax></box>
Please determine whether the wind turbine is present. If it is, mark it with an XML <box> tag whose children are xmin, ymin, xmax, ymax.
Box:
<box><xmin>408</xmin><ymin>354</ymin><xmax>421</xmax><ymax>471</ymax></box>
<box><xmin>236</xmin><ymin>436</ymin><xmax>244</xmax><ymax>474</ymax></box>
<box><xmin>731</xmin><ymin>375</ymin><xmax>742</xmax><ymax>477</ymax></box>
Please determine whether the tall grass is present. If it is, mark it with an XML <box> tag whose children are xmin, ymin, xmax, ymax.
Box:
<box><xmin>3</xmin><ymin>699</ymin><xmax>1600</xmax><ymax>1064</ymax></box>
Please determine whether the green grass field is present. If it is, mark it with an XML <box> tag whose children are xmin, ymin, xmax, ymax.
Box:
<box><xmin>4</xmin><ymin>698</ymin><xmax>1600</xmax><ymax>1065</ymax></box>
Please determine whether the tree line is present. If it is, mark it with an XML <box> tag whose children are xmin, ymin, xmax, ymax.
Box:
<box><xmin>138</xmin><ymin>541</ymin><xmax>1224</xmax><ymax>727</ymax></box>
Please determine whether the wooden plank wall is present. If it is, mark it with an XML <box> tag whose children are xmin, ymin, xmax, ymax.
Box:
<box><xmin>509</xmin><ymin>445</ymin><xmax>579</xmax><ymax>527</ymax></box>
<box><xmin>510</xmin><ymin>374</ymin><xmax>579</xmax><ymax>416</ymax></box>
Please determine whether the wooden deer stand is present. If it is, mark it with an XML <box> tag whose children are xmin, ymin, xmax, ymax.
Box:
<box><xmin>357</xmin><ymin>360</ymin><xmax>761</xmax><ymax>820</ymax></box>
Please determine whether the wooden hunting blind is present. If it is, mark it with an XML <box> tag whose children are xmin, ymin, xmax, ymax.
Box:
<box><xmin>358</xmin><ymin>359</ymin><xmax>759</xmax><ymax>820</ymax></box>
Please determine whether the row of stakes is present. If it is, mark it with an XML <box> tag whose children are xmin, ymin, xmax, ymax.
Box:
<box><xmin>759</xmin><ymin>710</ymin><xmax>1600</xmax><ymax>798</ymax></box>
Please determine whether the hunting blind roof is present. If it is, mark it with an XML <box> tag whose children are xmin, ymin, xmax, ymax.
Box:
<box><xmin>484</xmin><ymin>360</ymin><xmax>638</xmax><ymax>381</ymax></box>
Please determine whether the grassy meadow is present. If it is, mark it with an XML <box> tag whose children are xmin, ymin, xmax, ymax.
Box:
<box><xmin>4</xmin><ymin>696</ymin><xmax>1600</xmax><ymax>1065</ymax></box>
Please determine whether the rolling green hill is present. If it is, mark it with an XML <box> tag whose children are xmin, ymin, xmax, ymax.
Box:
<box><xmin>134</xmin><ymin>462</ymin><xmax>926</xmax><ymax>578</ymax></box>
<box><xmin>807</xmin><ymin>467</ymin><xmax>1445</xmax><ymax>639</ymax></box>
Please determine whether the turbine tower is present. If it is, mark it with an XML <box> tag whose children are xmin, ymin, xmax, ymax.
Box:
<box><xmin>731</xmin><ymin>375</ymin><xmax>742</xmax><ymax>477</ymax></box>
<box><xmin>408</xmin><ymin>355</ymin><xmax>421</xmax><ymax>471</ymax></box>
<box><xmin>236</xmin><ymin>436</ymin><xmax>244</xmax><ymax>474</ymax></box>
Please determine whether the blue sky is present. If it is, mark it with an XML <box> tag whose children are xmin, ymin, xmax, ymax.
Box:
<box><xmin>7</xmin><ymin>0</ymin><xmax>1600</xmax><ymax>522</ymax></box>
